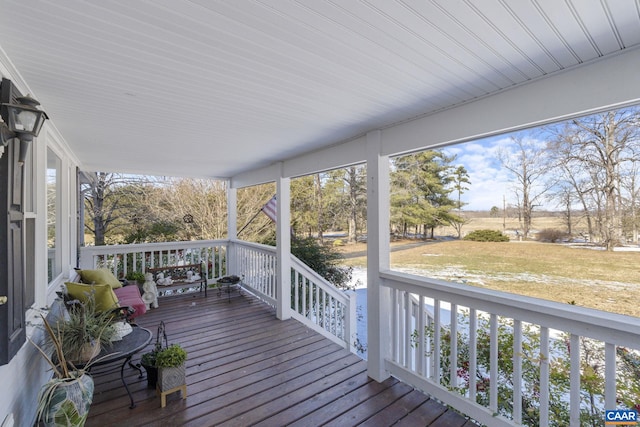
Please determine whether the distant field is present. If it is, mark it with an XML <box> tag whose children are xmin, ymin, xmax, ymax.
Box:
<box><xmin>337</xmin><ymin>236</ymin><xmax>640</xmax><ymax>318</ymax></box>
<box><xmin>433</xmin><ymin>213</ymin><xmax>589</xmax><ymax>238</ymax></box>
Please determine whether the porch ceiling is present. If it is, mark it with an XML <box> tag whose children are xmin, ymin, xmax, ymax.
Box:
<box><xmin>0</xmin><ymin>1</ymin><xmax>638</xmax><ymax>179</ymax></box>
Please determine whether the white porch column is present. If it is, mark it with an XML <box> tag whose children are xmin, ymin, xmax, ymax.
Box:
<box><xmin>275</xmin><ymin>170</ymin><xmax>291</xmax><ymax>320</ymax></box>
<box><xmin>226</xmin><ymin>184</ymin><xmax>238</xmax><ymax>275</ymax></box>
<box><xmin>227</xmin><ymin>184</ymin><xmax>237</xmax><ymax>239</ymax></box>
<box><xmin>366</xmin><ymin>130</ymin><xmax>391</xmax><ymax>381</ymax></box>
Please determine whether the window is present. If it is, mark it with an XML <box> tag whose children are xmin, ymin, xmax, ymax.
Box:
<box><xmin>47</xmin><ymin>147</ymin><xmax>61</xmax><ymax>282</ymax></box>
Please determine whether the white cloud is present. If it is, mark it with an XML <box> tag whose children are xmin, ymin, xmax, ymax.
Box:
<box><xmin>443</xmin><ymin>134</ymin><xmax>540</xmax><ymax>210</ymax></box>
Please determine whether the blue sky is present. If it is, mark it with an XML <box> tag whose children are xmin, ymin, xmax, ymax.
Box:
<box><xmin>441</xmin><ymin>131</ymin><xmax>548</xmax><ymax>211</ymax></box>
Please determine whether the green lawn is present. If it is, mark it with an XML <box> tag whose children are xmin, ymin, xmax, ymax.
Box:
<box><xmin>339</xmin><ymin>239</ymin><xmax>640</xmax><ymax>318</ymax></box>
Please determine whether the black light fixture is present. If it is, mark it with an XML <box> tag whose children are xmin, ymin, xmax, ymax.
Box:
<box><xmin>0</xmin><ymin>94</ymin><xmax>48</xmax><ymax>165</ymax></box>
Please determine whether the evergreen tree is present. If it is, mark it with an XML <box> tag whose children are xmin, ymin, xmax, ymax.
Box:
<box><xmin>450</xmin><ymin>165</ymin><xmax>471</xmax><ymax>237</ymax></box>
<box><xmin>391</xmin><ymin>150</ymin><xmax>461</xmax><ymax>238</ymax></box>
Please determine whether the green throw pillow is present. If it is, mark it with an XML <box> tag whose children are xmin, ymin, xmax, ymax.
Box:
<box><xmin>78</xmin><ymin>268</ymin><xmax>122</xmax><ymax>289</ymax></box>
<box><xmin>65</xmin><ymin>282</ymin><xmax>120</xmax><ymax>312</ymax></box>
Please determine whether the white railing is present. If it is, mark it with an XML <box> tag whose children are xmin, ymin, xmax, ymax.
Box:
<box><xmin>232</xmin><ymin>240</ymin><xmax>356</xmax><ymax>351</ymax></box>
<box><xmin>80</xmin><ymin>240</ymin><xmax>356</xmax><ymax>351</ymax></box>
<box><xmin>291</xmin><ymin>256</ymin><xmax>356</xmax><ymax>352</ymax></box>
<box><xmin>79</xmin><ymin>240</ymin><xmax>229</xmax><ymax>283</ymax></box>
<box><xmin>232</xmin><ymin>240</ymin><xmax>277</xmax><ymax>306</ymax></box>
<box><xmin>381</xmin><ymin>270</ymin><xmax>640</xmax><ymax>427</ymax></box>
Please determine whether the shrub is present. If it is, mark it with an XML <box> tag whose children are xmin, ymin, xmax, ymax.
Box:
<box><xmin>262</xmin><ymin>236</ymin><xmax>353</xmax><ymax>289</ymax></box>
<box><xmin>536</xmin><ymin>228</ymin><xmax>569</xmax><ymax>243</ymax></box>
<box><xmin>463</xmin><ymin>229</ymin><xmax>509</xmax><ymax>242</ymax></box>
<box><xmin>292</xmin><ymin>237</ymin><xmax>353</xmax><ymax>289</ymax></box>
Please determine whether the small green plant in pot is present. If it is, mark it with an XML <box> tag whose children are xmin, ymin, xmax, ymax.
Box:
<box><xmin>125</xmin><ymin>271</ymin><xmax>146</xmax><ymax>285</ymax></box>
<box><xmin>156</xmin><ymin>344</ymin><xmax>187</xmax><ymax>368</ymax></box>
<box><xmin>156</xmin><ymin>344</ymin><xmax>187</xmax><ymax>393</ymax></box>
<box><xmin>140</xmin><ymin>341</ymin><xmax>161</xmax><ymax>389</ymax></box>
<box><xmin>140</xmin><ymin>321</ymin><xmax>187</xmax><ymax>394</ymax></box>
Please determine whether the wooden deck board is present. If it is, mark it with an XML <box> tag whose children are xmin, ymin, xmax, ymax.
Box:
<box><xmin>86</xmin><ymin>291</ymin><xmax>472</xmax><ymax>426</ymax></box>
<box><xmin>211</xmin><ymin>355</ymin><xmax>366</xmax><ymax>427</ymax></box>
<box><xmin>253</xmin><ymin>368</ymin><xmax>372</xmax><ymax>426</ymax></box>
<box><xmin>323</xmin><ymin>381</ymin><xmax>415</xmax><ymax>426</ymax></box>
<box><xmin>287</xmin><ymin>378</ymin><xmax>400</xmax><ymax>427</ymax></box>
<box><xmin>357</xmin><ymin>390</ymin><xmax>431</xmax><ymax>427</ymax></box>
<box><xmin>393</xmin><ymin>399</ymin><xmax>464</xmax><ymax>427</ymax></box>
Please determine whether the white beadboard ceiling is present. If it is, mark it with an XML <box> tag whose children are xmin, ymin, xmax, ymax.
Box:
<box><xmin>0</xmin><ymin>0</ymin><xmax>638</xmax><ymax>179</ymax></box>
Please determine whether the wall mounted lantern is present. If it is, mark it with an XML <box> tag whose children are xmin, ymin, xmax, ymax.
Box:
<box><xmin>0</xmin><ymin>94</ymin><xmax>48</xmax><ymax>165</ymax></box>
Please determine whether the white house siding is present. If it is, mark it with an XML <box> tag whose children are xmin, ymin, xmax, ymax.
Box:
<box><xmin>0</xmin><ymin>56</ymin><xmax>80</xmax><ymax>427</ymax></box>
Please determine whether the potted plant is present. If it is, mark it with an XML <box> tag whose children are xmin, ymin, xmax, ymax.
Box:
<box><xmin>156</xmin><ymin>343</ymin><xmax>187</xmax><ymax>392</ymax></box>
<box><xmin>140</xmin><ymin>321</ymin><xmax>187</xmax><ymax>405</ymax></box>
<box><xmin>30</xmin><ymin>308</ymin><xmax>110</xmax><ymax>427</ymax></box>
<box><xmin>56</xmin><ymin>298</ymin><xmax>116</xmax><ymax>364</ymax></box>
<box><xmin>140</xmin><ymin>341</ymin><xmax>161</xmax><ymax>389</ymax></box>
<box><xmin>125</xmin><ymin>271</ymin><xmax>146</xmax><ymax>285</ymax></box>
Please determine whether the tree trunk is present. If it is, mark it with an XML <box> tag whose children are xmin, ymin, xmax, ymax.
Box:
<box><xmin>347</xmin><ymin>167</ymin><xmax>359</xmax><ymax>244</ymax></box>
<box><xmin>315</xmin><ymin>174</ymin><xmax>323</xmax><ymax>244</ymax></box>
<box><xmin>347</xmin><ymin>215</ymin><xmax>356</xmax><ymax>244</ymax></box>
<box><xmin>92</xmin><ymin>176</ymin><xmax>106</xmax><ymax>246</ymax></box>
<box><xmin>603</xmin><ymin>112</ymin><xmax>620</xmax><ymax>251</ymax></box>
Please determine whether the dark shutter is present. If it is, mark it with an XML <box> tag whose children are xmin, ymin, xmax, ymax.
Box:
<box><xmin>0</xmin><ymin>78</ymin><xmax>27</xmax><ymax>365</ymax></box>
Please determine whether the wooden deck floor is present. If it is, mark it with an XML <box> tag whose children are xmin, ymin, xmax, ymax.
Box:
<box><xmin>86</xmin><ymin>290</ymin><xmax>474</xmax><ymax>427</ymax></box>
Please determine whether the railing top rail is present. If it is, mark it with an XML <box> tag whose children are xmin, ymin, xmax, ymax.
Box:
<box><xmin>291</xmin><ymin>256</ymin><xmax>350</xmax><ymax>303</ymax></box>
<box><xmin>381</xmin><ymin>270</ymin><xmax>640</xmax><ymax>348</ymax></box>
<box><xmin>231</xmin><ymin>239</ymin><xmax>276</xmax><ymax>254</ymax></box>
<box><xmin>81</xmin><ymin>239</ymin><xmax>230</xmax><ymax>255</ymax></box>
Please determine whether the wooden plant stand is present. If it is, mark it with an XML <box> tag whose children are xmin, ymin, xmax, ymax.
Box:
<box><xmin>157</xmin><ymin>383</ymin><xmax>187</xmax><ymax>408</ymax></box>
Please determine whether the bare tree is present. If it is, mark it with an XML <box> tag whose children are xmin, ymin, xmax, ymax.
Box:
<box><xmin>547</xmin><ymin>108</ymin><xmax>640</xmax><ymax>250</ymax></box>
<box><xmin>344</xmin><ymin>166</ymin><xmax>366</xmax><ymax>243</ymax></box>
<box><xmin>237</xmin><ymin>183</ymin><xmax>276</xmax><ymax>242</ymax></box>
<box><xmin>83</xmin><ymin>172</ymin><xmax>149</xmax><ymax>245</ymax></box>
<box><xmin>315</xmin><ymin>174</ymin><xmax>324</xmax><ymax>244</ymax></box>
<box><xmin>497</xmin><ymin>135</ymin><xmax>551</xmax><ymax>239</ymax></box>
<box><xmin>291</xmin><ymin>175</ymin><xmax>318</xmax><ymax>238</ymax></box>
<box><xmin>323</xmin><ymin>166</ymin><xmax>367</xmax><ymax>243</ymax></box>
<box><xmin>551</xmin><ymin>149</ymin><xmax>596</xmax><ymax>241</ymax></box>
<box><xmin>555</xmin><ymin>186</ymin><xmax>574</xmax><ymax>235</ymax></box>
<box><xmin>619</xmin><ymin>158</ymin><xmax>640</xmax><ymax>245</ymax></box>
<box><xmin>149</xmin><ymin>178</ymin><xmax>227</xmax><ymax>240</ymax></box>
